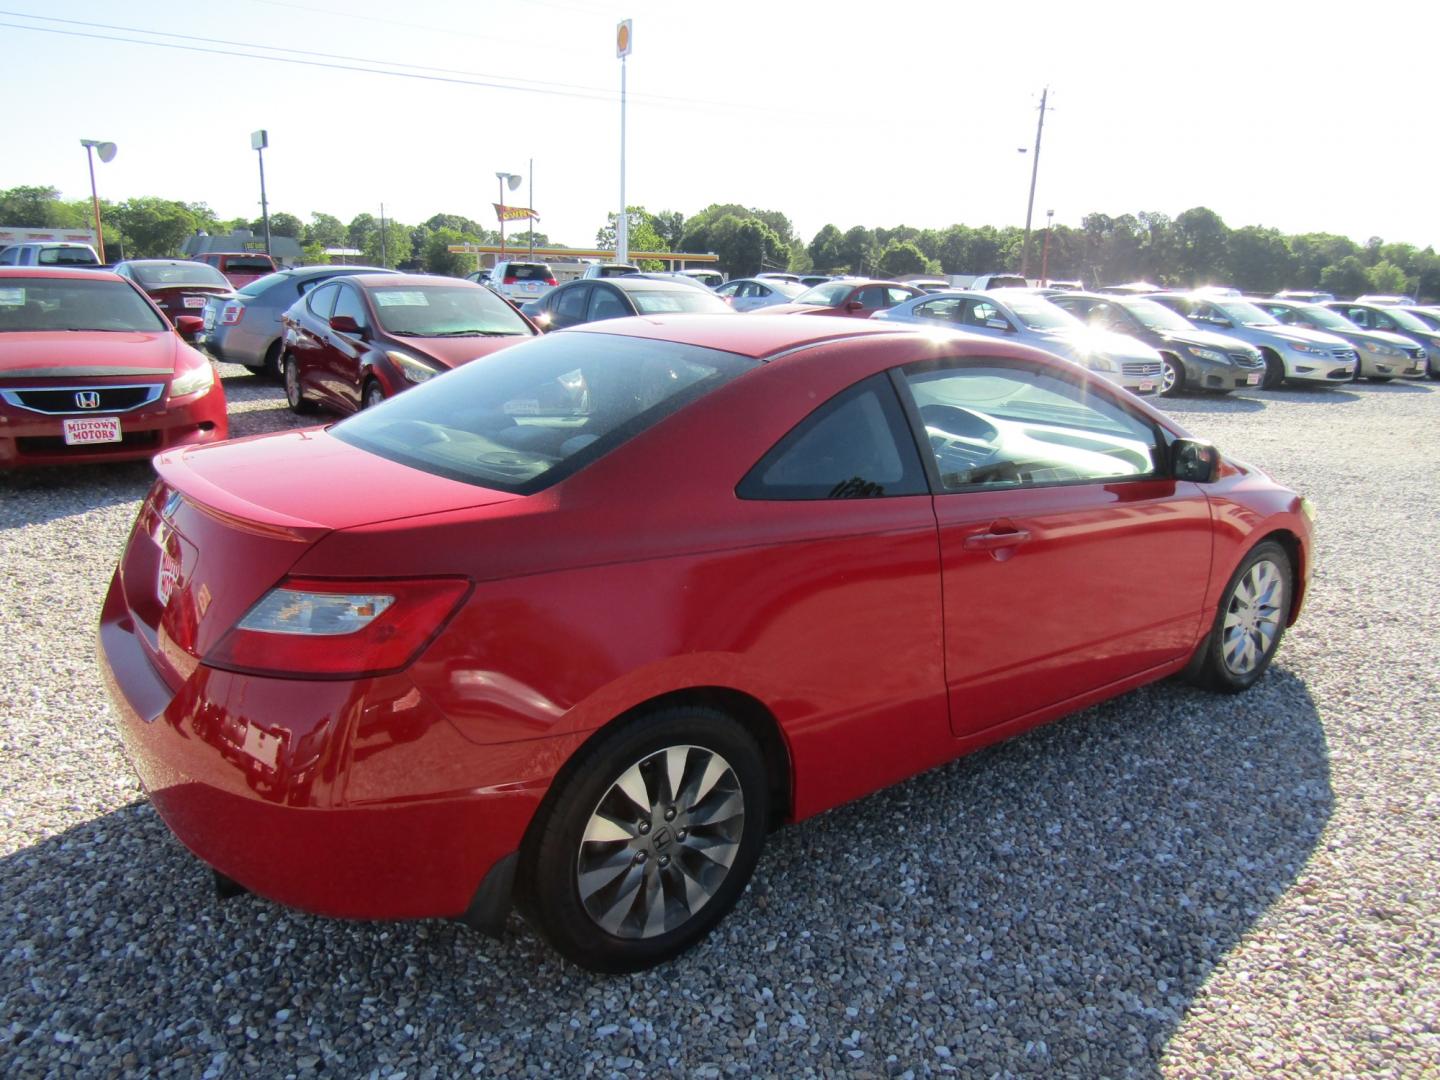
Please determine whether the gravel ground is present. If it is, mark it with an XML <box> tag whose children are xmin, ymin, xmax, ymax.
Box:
<box><xmin>2</xmin><ymin>367</ymin><xmax>1437</xmax><ymax>1078</ymax></box>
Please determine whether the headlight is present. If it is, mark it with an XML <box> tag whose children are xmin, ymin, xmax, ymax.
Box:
<box><xmin>1368</xmin><ymin>342</ymin><xmax>1402</xmax><ymax>358</ymax></box>
<box><xmin>1189</xmin><ymin>346</ymin><xmax>1228</xmax><ymax>364</ymax></box>
<box><xmin>386</xmin><ymin>350</ymin><xmax>438</xmax><ymax>384</ymax></box>
<box><xmin>169</xmin><ymin>359</ymin><xmax>215</xmax><ymax>397</ymax></box>
<box><xmin>1286</xmin><ymin>340</ymin><xmax>1329</xmax><ymax>355</ymax></box>
<box><xmin>1084</xmin><ymin>355</ymin><xmax>1118</xmax><ymax>373</ymax></box>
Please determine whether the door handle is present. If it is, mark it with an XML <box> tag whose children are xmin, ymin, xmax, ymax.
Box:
<box><xmin>963</xmin><ymin>528</ymin><xmax>1031</xmax><ymax>552</ymax></box>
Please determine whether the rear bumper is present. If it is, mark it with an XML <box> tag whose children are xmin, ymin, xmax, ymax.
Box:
<box><xmin>97</xmin><ymin>570</ymin><xmax>570</xmax><ymax>923</ymax></box>
<box><xmin>0</xmin><ymin>385</ymin><xmax>227</xmax><ymax>468</ymax></box>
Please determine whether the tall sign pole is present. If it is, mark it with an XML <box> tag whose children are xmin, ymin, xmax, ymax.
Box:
<box><xmin>251</xmin><ymin>130</ymin><xmax>271</xmax><ymax>259</ymax></box>
<box><xmin>529</xmin><ymin>158</ymin><xmax>535</xmax><ymax>260</ymax></box>
<box><xmin>79</xmin><ymin>139</ymin><xmax>116</xmax><ymax>262</ymax></box>
<box><xmin>1019</xmin><ymin>87</ymin><xmax>1048</xmax><ymax>279</ymax></box>
<box><xmin>616</xmin><ymin>19</ymin><xmax>632</xmax><ymax>263</ymax></box>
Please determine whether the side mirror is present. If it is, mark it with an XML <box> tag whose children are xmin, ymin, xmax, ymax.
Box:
<box><xmin>844</xmin><ymin>299</ymin><xmax>865</xmax><ymax>312</ymax></box>
<box><xmin>985</xmin><ymin>318</ymin><xmax>1013</xmax><ymax>332</ymax></box>
<box><xmin>329</xmin><ymin>314</ymin><xmax>364</xmax><ymax>336</ymax></box>
<box><xmin>1171</xmin><ymin>438</ymin><xmax>1221</xmax><ymax>483</ymax></box>
<box><xmin>174</xmin><ymin>315</ymin><xmax>204</xmax><ymax>341</ymax></box>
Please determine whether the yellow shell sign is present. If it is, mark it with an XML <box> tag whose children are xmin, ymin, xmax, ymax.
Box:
<box><xmin>616</xmin><ymin>19</ymin><xmax>632</xmax><ymax>58</ymax></box>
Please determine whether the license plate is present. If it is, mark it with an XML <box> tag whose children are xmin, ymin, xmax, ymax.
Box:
<box><xmin>62</xmin><ymin>416</ymin><xmax>121</xmax><ymax>445</ymax></box>
<box><xmin>1138</xmin><ymin>381</ymin><xmax>1155</xmax><ymax>392</ymax></box>
<box><xmin>523</xmin><ymin>283</ymin><xmax>538</xmax><ymax>292</ymax></box>
<box><xmin>157</xmin><ymin>545</ymin><xmax>180</xmax><ymax>606</ymax></box>
<box><xmin>1246</xmin><ymin>373</ymin><xmax>1261</xmax><ymax>385</ymax></box>
<box><xmin>184</xmin><ymin>296</ymin><xmax>206</xmax><ymax>308</ymax></box>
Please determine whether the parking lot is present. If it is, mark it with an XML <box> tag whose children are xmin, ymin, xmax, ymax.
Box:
<box><xmin>2</xmin><ymin>368</ymin><xmax>1437</xmax><ymax>1077</ymax></box>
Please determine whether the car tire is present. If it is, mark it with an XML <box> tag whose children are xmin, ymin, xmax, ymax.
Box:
<box><xmin>1159</xmin><ymin>355</ymin><xmax>1184</xmax><ymax>397</ymax></box>
<box><xmin>523</xmin><ymin>706</ymin><xmax>769</xmax><ymax>973</ymax></box>
<box><xmin>1260</xmin><ymin>350</ymin><xmax>1285</xmax><ymax>390</ymax></box>
<box><xmin>1188</xmin><ymin>540</ymin><xmax>1293</xmax><ymax>695</ymax></box>
<box><xmin>363</xmin><ymin>380</ymin><xmax>385</xmax><ymax>410</ymax></box>
<box><xmin>284</xmin><ymin>355</ymin><xmax>315</xmax><ymax>415</ymax></box>
<box><xmin>263</xmin><ymin>341</ymin><xmax>285</xmax><ymax>381</ymax></box>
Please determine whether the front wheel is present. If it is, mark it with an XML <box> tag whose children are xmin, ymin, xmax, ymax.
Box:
<box><xmin>284</xmin><ymin>356</ymin><xmax>316</xmax><ymax>414</ymax></box>
<box><xmin>1159</xmin><ymin>355</ymin><xmax>1184</xmax><ymax>397</ymax></box>
<box><xmin>523</xmin><ymin>706</ymin><xmax>769</xmax><ymax>973</ymax></box>
<box><xmin>363</xmin><ymin>379</ymin><xmax>386</xmax><ymax>410</ymax></box>
<box><xmin>1261</xmin><ymin>351</ymin><xmax>1286</xmax><ymax>390</ymax></box>
<box><xmin>1189</xmin><ymin>540</ymin><xmax>1293</xmax><ymax>694</ymax></box>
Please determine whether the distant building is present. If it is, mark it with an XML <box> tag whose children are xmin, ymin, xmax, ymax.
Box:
<box><xmin>180</xmin><ymin>229</ymin><xmax>303</xmax><ymax>267</ymax></box>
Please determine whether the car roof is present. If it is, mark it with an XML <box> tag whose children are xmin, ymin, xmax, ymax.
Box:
<box><xmin>118</xmin><ymin>258</ymin><xmax>213</xmax><ymax>267</ymax></box>
<box><xmin>601</xmin><ymin>277</ymin><xmax>707</xmax><ymax>294</ymax></box>
<box><xmin>283</xmin><ymin>264</ymin><xmax>391</xmax><ymax>277</ymax></box>
<box><xmin>566</xmin><ymin>312</ymin><xmax>925</xmax><ymax>359</ymax></box>
<box><xmin>0</xmin><ymin>266</ymin><xmax>123</xmax><ymax>281</ymax></box>
<box><xmin>348</xmin><ymin>273</ymin><xmax>477</xmax><ymax>288</ymax></box>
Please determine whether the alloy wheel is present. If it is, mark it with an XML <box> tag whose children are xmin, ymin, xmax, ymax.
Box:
<box><xmin>1221</xmin><ymin>559</ymin><xmax>1285</xmax><ymax>675</ymax></box>
<box><xmin>576</xmin><ymin>744</ymin><xmax>745</xmax><ymax>940</ymax></box>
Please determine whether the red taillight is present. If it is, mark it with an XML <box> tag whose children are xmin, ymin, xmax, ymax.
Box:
<box><xmin>545</xmin><ymin>277</ymin><xmax>557</xmax><ymax>286</ymax></box>
<box><xmin>502</xmin><ymin>275</ymin><xmax>518</xmax><ymax>285</ymax></box>
<box><xmin>205</xmin><ymin>576</ymin><xmax>471</xmax><ymax>678</ymax></box>
<box><xmin>220</xmin><ymin>302</ymin><xmax>243</xmax><ymax>325</ymax></box>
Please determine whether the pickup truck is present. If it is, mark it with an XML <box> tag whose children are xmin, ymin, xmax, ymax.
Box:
<box><xmin>197</xmin><ymin>252</ymin><xmax>278</xmax><ymax>288</ymax></box>
<box><xmin>0</xmin><ymin>241</ymin><xmax>104</xmax><ymax>267</ymax></box>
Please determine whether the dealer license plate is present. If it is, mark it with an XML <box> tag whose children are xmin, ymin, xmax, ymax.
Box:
<box><xmin>62</xmin><ymin>416</ymin><xmax>121</xmax><ymax>445</ymax></box>
<box><xmin>1138</xmin><ymin>380</ymin><xmax>1155</xmax><ymax>393</ymax></box>
<box><xmin>157</xmin><ymin>543</ymin><xmax>180</xmax><ymax>606</ymax></box>
<box><xmin>184</xmin><ymin>296</ymin><xmax>206</xmax><ymax>308</ymax></box>
<box><xmin>1246</xmin><ymin>373</ymin><xmax>1261</xmax><ymax>385</ymax></box>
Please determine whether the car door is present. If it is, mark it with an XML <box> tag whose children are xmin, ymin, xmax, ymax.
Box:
<box><xmin>288</xmin><ymin>281</ymin><xmax>338</xmax><ymax>400</ymax></box>
<box><xmin>586</xmin><ymin>285</ymin><xmax>631</xmax><ymax>323</ymax></box>
<box><xmin>324</xmin><ymin>282</ymin><xmax>372</xmax><ymax>412</ymax></box>
<box><xmin>850</xmin><ymin>285</ymin><xmax>890</xmax><ymax>316</ymax></box>
<box><xmin>548</xmin><ymin>283</ymin><xmax>592</xmax><ymax>330</ymax></box>
<box><xmin>896</xmin><ymin>356</ymin><xmax>1212</xmax><ymax>737</ymax></box>
<box><xmin>959</xmin><ymin>297</ymin><xmax>1013</xmax><ymax>343</ymax></box>
<box><xmin>908</xmin><ymin>297</ymin><xmax>965</xmax><ymax>326</ymax></box>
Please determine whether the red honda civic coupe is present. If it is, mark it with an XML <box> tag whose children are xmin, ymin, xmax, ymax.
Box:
<box><xmin>279</xmin><ymin>274</ymin><xmax>537</xmax><ymax>415</ymax></box>
<box><xmin>1</xmin><ymin>268</ymin><xmax>228</xmax><ymax>467</ymax></box>
<box><xmin>99</xmin><ymin>315</ymin><xmax>1313</xmax><ymax>971</ymax></box>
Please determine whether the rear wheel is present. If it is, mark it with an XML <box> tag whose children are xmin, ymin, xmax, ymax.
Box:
<box><xmin>1188</xmin><ymin>540</ymin><xmax>1292</xmax><ymax>694</ymax></box>
<box><xmin>523</xmin><ymin>706</ymin><xmax>769</xmax><ymax>973</ymax></box>
<box><xmin>1260</xmin><ymin>350</ymin><xmax>1286</xmax><ymax>389</ymax></box>
<box><xmin>363</xmin><ymin>379</ymin><xmax>386</xmax><ymax>410</ymax></box>
<box><xmin>263</xmin><ymin>340</ymin><xmax>285</xmax><ymax>381</ymax></box>
<box><xmin>284</xmin><ymin>355</ymin><xmax>315</xmax><ymax>414</ymax></box>
<box><xmin>1159</xmin><ymin>355</ymin><xmax>1184</xmax><ymax>397</ymax></box>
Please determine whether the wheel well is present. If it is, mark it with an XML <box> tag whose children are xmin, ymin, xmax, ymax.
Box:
<box><xmin>1255</xmin><ymin>528</ymin><xmax>1305</xmax><ymax>625</ymax></box>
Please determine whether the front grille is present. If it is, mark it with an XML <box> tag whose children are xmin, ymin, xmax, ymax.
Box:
<box><xmin>1230</xmin><ymin>351</ymin><xmax>1263</xmax><ymax>368</ymax></box>
<box><xmin>1403</xmin><ymin>346</ymin><xmax>1425</xmax><ymax>360</ymax></box>
<box><xmin>0</xmin><ymin>384</ymin><xmax>164</xmax><ymax>415</ymax></box>
<box><xmin>1122</xmin><ymin>361</ymin><xmax>1163</xmax><ymax>378</ymax></box>
<box><xmin>1332</xmin><ymin>348</ymin><xmax>1359</xmax><ymax>364</ymax></box>
<box><xmin>17</xmin><ymin>430</ymin><xmax>162</xmax><ymax>455</ymax></box>
<box><xmin>1326</xmin><ymin>369</ymin><xmax>1352</xmax><ymax>380</ymax></box>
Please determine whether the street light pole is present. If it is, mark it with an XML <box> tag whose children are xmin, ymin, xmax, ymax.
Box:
<box><xmin>251</xmin><ymin>130</ymin><xmax>271</xmax><ymax>259</ymax></box>
<box><xmin>616</xmin><ymin>19</ymin><xmax>632</xmax><ymax>263</ymax></box>
<box><xmin>78</xmin><ymin>139</ymin><xmax>115</xmax><ymax>262</ymax></box>
<box><xmin>528</xmin><ymin>158</ymin><xmax>535</xmax><ymax>260</ymax></box>
<box><xmin>1041</xmin><ymin>209</ymin><xmax>1054</xmax><ymax>286</ymax></box>
<box><xmin>1019</xmin><ymin>86</ymin><xmax>1049</xmax><ymax>280</ymax></box>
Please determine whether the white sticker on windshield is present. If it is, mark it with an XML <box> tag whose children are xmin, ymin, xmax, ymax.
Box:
<box><xmin>0</xmin><ymin>288</ymin><xmax>24</xmax><ymax>307</ymax></box>
<box><xmin>373</xmin><ymin>290</ymin><xmax>430</xmax><ymax>307</ymax></box>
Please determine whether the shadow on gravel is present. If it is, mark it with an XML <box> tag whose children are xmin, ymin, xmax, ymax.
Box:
<box><xmin>1162</xmin><ymin>392</ymin><xmax>1267</xmax><ymax>414</ymax></box>
<box><xmin>0</xmin><ymin>670</ymin><xmax>1330</xmax><ymax>1077</ymax></box>
<box><xmin>0</xmin><ymin>462</ymin><xmax>153</xmax><ymax>528</ymax></box>
<box><xmin>1349</xmin><ymin>379</ymin><xmax>1434</xmax><ymax>394</ymax></box>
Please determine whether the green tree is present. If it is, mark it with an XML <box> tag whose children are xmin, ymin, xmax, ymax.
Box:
<box><xmin>1171</xmin><ymin>206</ymin><xmax>1230</xmax><ymax>285</ymax></box>
<box><xmin>362</xmin><ymin>218</ymin><xmax>412</xmax><ymax>268</ymax></box>
<box><xmin>1228</xmin><ymin>226</ymin><xmax>1295</xmax><ymax>294</ymax></box>
<box><xmin>0</xmin><ymin>185</ymin><xmax>89</xmax><ymax>228</ymax></box>
<box><xmin>251</xmin><ymin>211</ymin><xmax>302</xmax><ymax>238</ymax></box>
<box><xmin>1368</xmin><ymin>260</ymin><xmax>1409</xmax><ymax>295</ymax></box>
<box><xmin>807</xmin><ymin>224</ymin><xmax>844</xmax><ymax>271</ymax></box>
<box><xmin>878</xmin><ymin>241</ymin><xmax>929</xmax><ymax>277</ymax></box>
<box><xmin>348</xmin><ymin>213</ymin><xmax>378</xmax><ymax>251</ymax></box>
<box><xmin>1319</xmin><ymin>255</ymin><xmax>1371</xmax><ymax>298</ymax></box>
<box><xmin>785</xmin><ymin>240</ymin><xmax>813</xmax><ymax>274</ymax></box>
<box><xmin>838</xmin><ymin>226</ymin><xmax>876</xmax><ymax>274</ymax></box>
<box><xmin>305</xmin><ymin>212</ymin><xmax>347</xmax><ymax>249</ymax></box>
<box><xmin>424</xmin><ymin>227</ymin><xmax>472</xmax><ymax>276</ymax></box>
<box><xmin>424</xmin><ymin>212</ymin><xmax>489</xmax><ymax>238</ymax></box>
<box><xmin>109</xmin><ymin>197</ymin><xmax>200</xmax><ymax>258</ymax></box>
<box><xmin>596</xmin><ymin>205</ymin><xmax>668</xmax><ymax>268</ymax></box>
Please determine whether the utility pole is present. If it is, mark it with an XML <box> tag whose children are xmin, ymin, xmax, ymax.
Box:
<box><xmin>379</xmin><ymin>202</ymin><xmax>387</xmax><ymax>267</ymax></box>
<box><xmin>529</xmin><ymin>158</ymin><xmax>535</xmax><ymax>260</ymax></box>
<box><xmin>1019</xmin><ymin>87</ymin><xmax>1049</xmax><ymax>280</ymax></box>
<box><xmin>616</xmin><ymin>19</ymin><xmax>632</xmax><ymax>263</ymax></box>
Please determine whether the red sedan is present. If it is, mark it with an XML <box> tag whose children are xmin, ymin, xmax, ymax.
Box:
<box><xmin>279</xmin><ymin>274</ymin><xmax>537</xmax><ymax>414</ymax></box>
<box><xmin>1</xmin><ymin>268</ymin><xmax>227</xmax><ymax>467</ymax></box>
<box><xmin>99</xmin><ymin>314</ymin><xmax>1312</xmax><ymax>971</ymax></box>
<box><xmin>757</xmin><ymin>278</ymin><xmax>923</xmax><ymax>317</ymax></box>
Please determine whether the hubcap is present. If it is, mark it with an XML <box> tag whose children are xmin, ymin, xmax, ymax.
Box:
<box><xmin>285</xmin><ymin>361</ymin><xmax>299</xmax><ymax>405</ymax></box>
<box><xmin>1221</xmin><ymin>559</ymin><xmax>1285</xmax><ymax>675</ymax></box>
<box><xmin>576</xmin><ymin>745</ymin><xmax>744</xmax><ymax>940</ymax></box>
<box><xmin>366</xmin><ymin>385</ymin><xmax>383</xmax><ymax>409</ymax></box>
<box><xmin>1161</xmin><ymin>360</ymin><xmax>1179</xmax><ymax>395</ymax></box>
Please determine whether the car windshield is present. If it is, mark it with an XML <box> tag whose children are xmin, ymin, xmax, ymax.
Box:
<box><xmin>1405</xmin><ymin>308</ymin><xmax>1440</xmax><ymax>329</ymax></box>
<box><xmin>1210</xmin><ymin>300</ymin><xmax>1278</xmax><ymax>326</ymax></box>
<box><xmin>1119</xmin><ymin>298</ymin><xmax>1196</xmax><ymax>332</ymax></box>
<box><xmin>626</xmin><ymin>288</ymin><xmax>732</xmax><ymax>314</ymax></box>
<box><xmin>132</xmin><ymin>262</ymin><xmax>230</xmax><ymax>288</ymax></box>
<box><xmin>999</xmin><ymin>295</ymin><xmax>1080</xmax><ymax>330</ymax></box>
<box><xmin>1374</xmin><ymin>306</ymin><xmax>1430</xmax><ymax>332</ymax></box>
<box><xmin>238</xmin><ymin>272</ymin><xmax>287</xmax><ymax>297</ymax></box>
<box><xmin>369</xmin><ymin>284</ymin><xmax>533</xmax><ymax>336</ymax></box>
<box><xmin>332</xmin><ymin>332</ymin><xmax>755</xmax><ymax>493</ymax></box>
<box><xmin>0</xmin><ymin>277</ymin><xmax>168</xmax><ymax>332</ymax></box>
<box><xmin>794</xmin><ymin>281</ymin><xmax>856</xmax><ymax>306</ymax></box>
<box><xmin>1291</xmin><ymin>305</ymin><xmax>1353</xmax><ymax>330</ymax></box>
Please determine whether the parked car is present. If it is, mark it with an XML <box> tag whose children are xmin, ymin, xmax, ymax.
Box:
<box><xmin>1049</xmin><ymin>292</ymin><xmax>1264</xmax><ymax>395</ymax></box>
<box><xmin>756</xmin><ymin>279</ymin><xmax>922</xmax><ymax>318</ymax></box>
<box><xmin>0</xmin><ymin>268</ymin><xmax>226</xmax><ymax>467</ymax></box>
<box><xmin>197</xmin><ymin>252</ymin><xmax>278</xmax><ymax>289</ymax></box>
<box><xmin>1147</xmin><ymin>293</ymin><xmax>1356</xmax><ymax>388</ymax></box>
<box><xmin>876</xmin><ymin>289</ymin><xmax>1164</xmax><ymax>395</ymax></box>
<box><xmin>199</xmin><ymin>264</ymin><xmax>398</xmax><ymax>378</ymax></box>
<box><xmin>489</xmin><ymin>260</ymin><xmax>558</xmax><ymax>305</ymax></box>
<box><xmin>906</xmin><ymin>278</ymin><xmax>952</xmax><ymax>294</ymax></box>
<box><xmin>713</xmin><ymin>277</ymin><xmax>807</xmax><ymax>312</ymax></box>
<box><xmin>1045</xmin><ymin>280</ymin><xmax>1085</xmax><ymax>292</ymax></box>
<box><xmin>0</xmin><ymin>241</ymin><xmax>103</xmax><ymax>268</ymax></box>
<box><xmin>1251</xmin><ymin>298</ymin><xmax>1427</xmax><ymax>381</ymax></box>
<box><xmin>113</xmin><ymin>259</ymin><xmax>236</xmax><ymax>323</ymax></box>
<box><xmin>967</xmin><ymin>273</ymin><xmax>1029</xmax><ymax>291</ymax></box>
<box><xmin>798</xmin><ymin>274</ymin><xmax>832</xmax><ymax>287</ymax></box>
<box><xmin>464</xmin><ymin>269</ymin><xmax>489</xmax><ymax>284</ymax></box>
<box><xmin>755</xmin><ymin>272</ymin><xmax>802</xmax><ymax>284</ymax></box>
<box><xmin>581</xmin><ymin>263</ymin><xmax>640</xmax><ymax>279</ymax></box>
<box><xmin>280</xmin><ymin>274</ymin><xmax>537</xmax><ymax>415</ymax></box>
<box><xmin>1324</xmin><ymin>300</ymin><xmax>1440</xmax><ymax>380</ymax></box>
<box><xmin>1397</xmin><ymin>306</ymin><xmax>1440</xmax><ymax>331</ymax></box>
<box><xmin>1096</xmin><ymin>281</ymin><xmax>1164</xmax><ymax>295</ymax></box>
<box><xmin>1353</xmin><ymin>294</ymin><xmax>1416</xmax><ymax>306</ymax></box>
<box><xmin>521</xmin><ymin>276</ymin><xmax>731</xmax><ymax>330</ymax></box>
<box><xmin>99</xmin><ymin>312</ymin><xmax>1313</xmax><ymax>972</ymax></box>
<box><xmin>677</xmin><ymin>269</ymin><xmax>724</xmax><ymax>289</ymax></box>
<box><xmin>1274</xmin><ymin>289</ymin><xmax>1335</xmax><ymax>304</ymax></box>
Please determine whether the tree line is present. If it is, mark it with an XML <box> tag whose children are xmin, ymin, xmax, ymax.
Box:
<box><xmin>4</xmin><ymin>184</ymin><xmax>1435</xmax><ymax>299</ymax></box>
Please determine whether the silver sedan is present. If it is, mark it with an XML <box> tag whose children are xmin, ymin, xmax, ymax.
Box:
<box><xmin>714</xmin><ymin>277</ymin><xmax>807</xmax><ymax>313</ymax></box>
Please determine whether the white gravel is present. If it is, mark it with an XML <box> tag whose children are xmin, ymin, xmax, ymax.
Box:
<box><xmin>2</xmin><ymin>368</ymin><xmax>1437</xmax><ymax>1077</ymax></box>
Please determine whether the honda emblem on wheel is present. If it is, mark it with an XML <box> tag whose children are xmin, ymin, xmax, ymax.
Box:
<box><xmin>74</xmin><ymin>391</ymin><xmax>101</xmax><ymax>409</ymax></box>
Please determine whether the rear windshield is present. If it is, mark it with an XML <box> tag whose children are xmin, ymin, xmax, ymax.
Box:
<box><xmin>237</xmin><ymin>271</ymin><xmax>288</xmax><ymax>297</ymax></box>
<box><xmin>332</xmin><ymin>332</ymin><xmax>755</xmax><ymax>493</ymax></box>
<box><xmin>220</xmin><ymin>256</ymin><xmax>275</xmax><ymax>272</ymax></box>
<box><xmin>598</xmin><ymin>265</ymin><xmax>639</xmax><ymax>277</ymax></box>
<box><xmin>37</xmin><ymin>247</ymin><xmax>98</xmax><ymax>266</ymax></box>
<box><xmin>369</xmin><ymin>283</ymin><xmax>534</xmax><ymax>337</ymax></box>
<box><xmin>0</xmin><ymin>277</ymin><xmax>167</xmax><ymax>332</ymax></box>
<box><xmin>133</xmin><ymin>262</ymin><xmax>230</xmax><ymax>288</ymax></box>
<box><xmin>501</xmin><ymin>263</ymin><xmax>551</xmax><ymax>280</ymax></box>
<box><xmin>626</xmin><ymin>288</ymin><xmax>732</xmax><ymax>315</ymax></box>
<box><xmin>795</xmin><ymin>281</ymin><xmax>856</xmax><ymax>306</ymax></box>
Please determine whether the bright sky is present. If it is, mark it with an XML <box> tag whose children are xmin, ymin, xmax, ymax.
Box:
<box><xmin>3</xmin><ymin>0</ymin><xmax>1438</xmax><ymax>252</ymax></box>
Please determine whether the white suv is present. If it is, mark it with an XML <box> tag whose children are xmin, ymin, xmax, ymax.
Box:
<box><xmin>490</xmin><ymin>261</ymin><xmax>556</xmax><ymax>304</ymax></box>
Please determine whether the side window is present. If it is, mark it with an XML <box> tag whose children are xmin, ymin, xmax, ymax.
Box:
<box><xmin>885</xmin><ymin>287</ymin><xmax>916</xmax><ymax>306</ymax></box>
<box><xmin>737</xmin><ymin>374</ymin><xmax>928</xmax><ymax>500</ymax></box>
<box><xmin>965</xmin><ymin>300</ymin><xmax>1004</xmax><ymax>327</ymax></box>
<box><xmin>914</xmin><ymin>298</ymin><xmax>963</xmax><ymax>323</ymax></box>
<box><xmin>332</xmin><ymin>284</ymin><xmax>369</xmax><ymax>329</ymax></box>
<box><xmin>587</xmin><ymin>286</ymin><xmax>629</xmax><ymax>321</ymax></box>
<box><xmin>554</xmin><ymin>284</ymin><xmax>590</xmax><ymax>322</ymax></box>
<box><xmin>900</xmin><ymin>360</ymin><xmax>1162</xmax><ymax>492</ymax></box>
<box><xmin>1371</xmin><ymin>310</ymin><xmax>1396</xmax><ymax>330</ymax></box>
<box><xmin>0</xmin><ymin>248</ymin><xmax>14</xmax><ymax>265</ymax></box>
<box><xmin>715</xmin><ymin>281</ymin><xmax>740</xmax><ymax>298</ymax></box>
<box><xmin>854</xmin><ymin>286</ymin><xmax>887</xmax><ymax>309</ymax></box>
<box><xmin>1342</xmin><ymin>306</ymin><xmax>1368</xmax><ymax>328</ymax></box>
<box><xmin>306</xmin><ymin>282</ymin><xmax>339</xmax><ymax>319</ymax></box>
